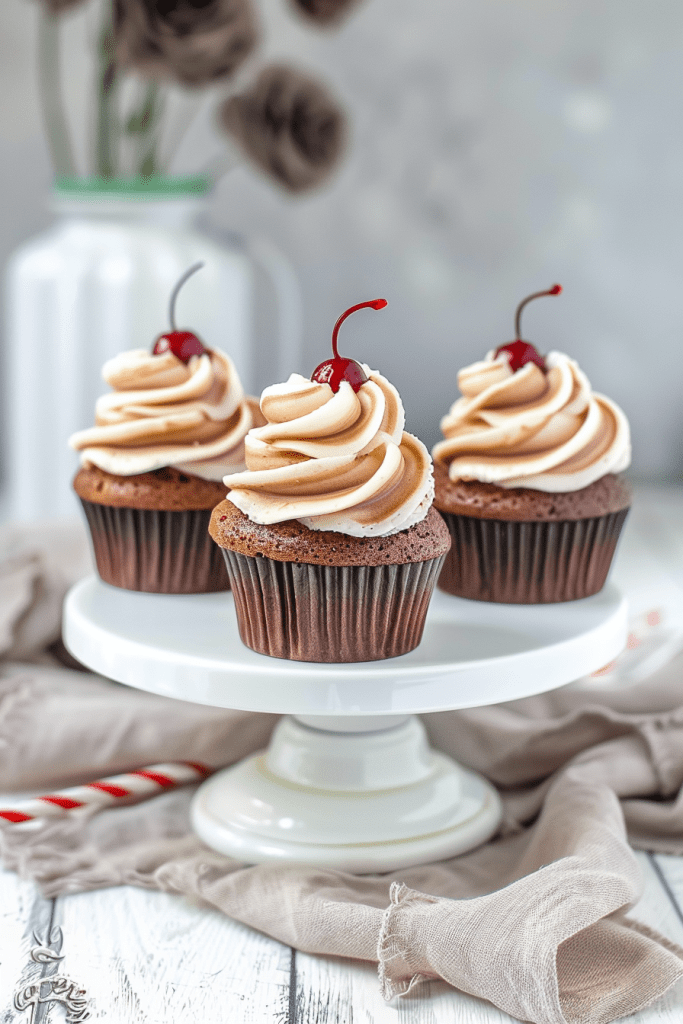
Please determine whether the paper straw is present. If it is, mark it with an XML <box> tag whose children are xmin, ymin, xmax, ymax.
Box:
<box><xmin>0</xmin><ymin>762</ymin><xmax>211</xmax><ymax>824</ymax></box>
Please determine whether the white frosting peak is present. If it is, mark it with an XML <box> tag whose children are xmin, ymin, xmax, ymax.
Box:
<box><xmin>433</xmin><ymin>350</ymin><xmax>631</xmax><ymax>492</ymax></box>
<box><xmin>69</xmin><ymin>348</ymin><xmax>259</xmax><ymax>480</ymax></box>
<box><xmin>224</xmin><ymin>367</ymin><xmax>433</xmax><ymax>537</ymax></box>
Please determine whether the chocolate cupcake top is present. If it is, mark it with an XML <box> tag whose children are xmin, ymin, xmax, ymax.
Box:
<box><xmin>433</xmin><ymin>351</ymin><xmax>631</xmax><ymax>493</ymax></box>
<box><xmin>223</xmin><ymin>368</ymin><xmax>434</xmax><ymax>537</ymax></box>
<box><xmin>69</xmin><ymin>348</ymin><xmax>262</xmax><ymax>481</ymax></box>
<box><xmin>211</xmin><ymin>500</ymin><xmax>450</xmax><ymax>565</ymax></box>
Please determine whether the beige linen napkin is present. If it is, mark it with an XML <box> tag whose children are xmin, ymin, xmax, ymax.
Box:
<box><xmin>2</xmin><ymin>520</ymin><xmax>683</xmax><ymax>1024</ymax></box>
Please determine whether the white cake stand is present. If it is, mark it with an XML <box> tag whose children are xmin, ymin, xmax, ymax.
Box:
<box><xmin>64</xmin><ymin>577</ymin><xmax>627</xmax><ymax>873</ymax></box>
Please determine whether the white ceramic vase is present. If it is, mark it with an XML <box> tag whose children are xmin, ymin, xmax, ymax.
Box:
<box><xmin>3</xmin><ymin>178</ymin><xmax>299</xmax><ymax>520</ymax></box>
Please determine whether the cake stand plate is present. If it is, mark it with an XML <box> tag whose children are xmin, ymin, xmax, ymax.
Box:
<box><xmin>64</xmin><ymin>578</ymin><xmax>627</xmax><ymax>872</ymax></box>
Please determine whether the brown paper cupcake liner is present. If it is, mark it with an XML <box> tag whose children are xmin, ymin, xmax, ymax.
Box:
<box><xmin>221</xmin><ymin>550</ymin><xmax>446</xmax><ymax>662</ymax></box>
<box><xmin>81</xmin><ymin>500</ymin><xmax>230</xmax><ymax>594</ymax></box>
<box><xmin>437</xmin><ymin>508</ymin><xmax>629</xmax><ymax>604</ymax></box>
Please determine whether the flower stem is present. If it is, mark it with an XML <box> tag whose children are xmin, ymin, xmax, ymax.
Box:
<box><xmin>37</xmin><ymin>7</ymin><xmax>76</xmax><ymax>178</ymax></box>
<box><xmin>134</xmin><ymin>83</ymin><xmax>163</xmax><ymax>177</ymax></box>
<box><xmin>95</xmin><ymin>0</ymin><xmax>119</xmax><ymax>178</ymax></box>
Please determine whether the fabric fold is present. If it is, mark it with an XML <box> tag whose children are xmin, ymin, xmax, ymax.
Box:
<box><xmin>377</xmin><ymin>777</ymin><xmax>683</xmax><ymax>1024</ymax></box>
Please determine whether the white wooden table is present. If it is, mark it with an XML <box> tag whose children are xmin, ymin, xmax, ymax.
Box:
<box><xmin>2</xmin><ymin>484</ymin><xmax>683</xmax><ymax>1024</ymax></box>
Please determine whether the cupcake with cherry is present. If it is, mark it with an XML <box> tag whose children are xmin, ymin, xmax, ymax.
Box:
<box><xmin>210</xmin><ymin>300</ymin><xmax>450</xmax><ymax>662</ymax></box>
<box><xmin>70</xmin><ymin>263</ymin><xmax>263</xmax><ymax>594</ymax></box>
<box><xmin>432</xmin><ymin>286</ymin><xmax>632</xmax><ymax>603</ymax></box>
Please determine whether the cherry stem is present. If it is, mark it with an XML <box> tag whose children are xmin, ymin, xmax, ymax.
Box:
<box><xmin>331</xmin><ymin>299</ymin><xmax>387</xmax><ymax>359</ymax></box>
<box><xmin>514</xmin><ymin>284</ymin><xmax>562</xmax><ymax>339</ymax></box>
<box><xmin>169</xmin><ymin>261</ymin><xmax>205</xmax><ymax>332</ymax></box>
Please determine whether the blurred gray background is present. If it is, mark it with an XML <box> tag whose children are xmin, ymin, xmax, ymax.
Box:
<box><xmin>2</xmin><ymin>0</ymin><xmax>683</xmax><ymax>479</ymax></box>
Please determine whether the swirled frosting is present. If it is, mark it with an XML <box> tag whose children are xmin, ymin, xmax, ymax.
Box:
<box><xmin>432</xmin><ymin>351</ymin><xmax>631</xmax><ymax>492</ymax></box>
<box><xmin>223</xmin><ymin>367</ymin><xmax>434</xmax><ymax>537</ymax></box>
<box><xmin>70</xmin><ymin>348</ymin><xmax>260</xmax><ymax>480</ymax></box>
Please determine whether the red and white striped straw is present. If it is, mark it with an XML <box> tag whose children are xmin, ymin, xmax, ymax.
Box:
<box><xmin>0</xmin><ymin>761</ymin><xmax>211</xmax><ymax>825</ymax></box>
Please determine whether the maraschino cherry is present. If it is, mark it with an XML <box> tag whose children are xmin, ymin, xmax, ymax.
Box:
<box><xmin>152</xmin><ymin>261</ymin><xmax>209</xmax><ymax>363</ymax></box>
<box><xmin>311</xmin><ymin>299</ymin><xmax>388</xmax><ymax>393</ymax></box>
<box><xmin>494</xmin><ymin>285</ymin><xmax>562</xmax><ymax>373</ymax></box>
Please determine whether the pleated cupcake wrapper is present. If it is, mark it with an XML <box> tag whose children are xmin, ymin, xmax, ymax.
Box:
<box><xmin>81</xmin><ymin>500</ymin><xmax>230</xmax><ymax>594</ymax></box>
<box><xmin>437</xmin><ymin>508</ymin><xmax>629</xmax><ymax>604</ymax></box>
<box><xmin>221</xmin><ymin>550</ymin><xmax>446</xmax><ymax>662</ymax></box>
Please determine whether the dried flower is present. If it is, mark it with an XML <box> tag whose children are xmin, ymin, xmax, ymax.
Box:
<box><xmin>114</xmin><ymin>0</ymin><xmax>259</xmax><ymax>88</ymax></box>
<box><xmin>219</xmin><ymin>64</ymin><xmax>347</xmax><ymax>193</ymax></box>
<box><xmin>288</xmin><ymin>0</ymin><xmax>362</xmax><ymax>27</ymax></box>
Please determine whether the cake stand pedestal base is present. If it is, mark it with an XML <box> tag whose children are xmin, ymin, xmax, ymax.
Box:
<box><xmin>64</xmin><ymin>578</ymin><xmax>627</xmax><ymax>873</ymax></box>
<box><xmin>191</xmin><ymin>714</ymin><xmax>502</xmax><ymax>873</ymax></box>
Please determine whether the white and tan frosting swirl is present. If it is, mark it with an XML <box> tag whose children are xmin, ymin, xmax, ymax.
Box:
<box><xmin>223</xmin><ymin>367</ymin><xmax>434</xmax><ymax>537</ymax></box>
<box><xmin>432</xmin><ymin>351</ymin><xmax>631</xmax><ymax>492</ymax></box>
<box><xmin>69</xmin><ymin>348</ymin><xmax>257</xmax><ymax>480</ymax></box>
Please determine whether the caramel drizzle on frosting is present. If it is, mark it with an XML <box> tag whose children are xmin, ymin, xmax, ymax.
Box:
<box><xmin>432</xmin><ymin>351</ymin><xmax>631</xmax><ymax>492</ymax></box>
<box><xmin>224</xmin><ymin>368</ymin><xmax>434</xmax><ymax>537</ymax></box>
<box><xmin>69</xmin><ymin>349</ymin><xmax>261</xmax><ymax>480</ymax></box>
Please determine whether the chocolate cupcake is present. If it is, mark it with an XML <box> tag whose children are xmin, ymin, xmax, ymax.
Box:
<box><xmin>211</xmin><ymin>503</ymin><xmax>449</xmax><ymax>662</ymax></box>
<box><xmin>211</xmin><ymin>299</ymin><xmax>451</xmax><ymax>662</ymax></box>
<box><xmin>432</xmin><ymin>286</ymin><xmax>632</xmax><ymax>603</ymax></box>
<box><xmin>69</xmin><ymin>264</ymin><xmax>263</xmax><ymax>594</ymax></box>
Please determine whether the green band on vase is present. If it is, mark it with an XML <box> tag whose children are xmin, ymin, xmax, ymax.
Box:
<box><xmin>53</xmin><ymin>176</ymin><xmax>211</xmax><ymax>200</ymax></box>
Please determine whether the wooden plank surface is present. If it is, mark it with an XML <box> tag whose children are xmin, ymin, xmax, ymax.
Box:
<box><xmin>621</xmin><ymin>855</ymin><xmax>683</xmax><ymax>1024</ymax></box>
<box><xmin>55</xmin><ymin>885</ymin><xmax>291</xmax><ymax>1023</ymax></box>
<box><xmin>3</xmin><ymin>852</ymin><xmax>683</xmax><ymax>1023</ymax></box>
<box><xmin>0</xmin><ymin>871</ymin><xmax>50</xmax><ymax>1024</ymax></box>
<box><xmin>294</xmin><ymin>948</ymin><xmax>517</xmax><ymax>1024</ymax></box>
